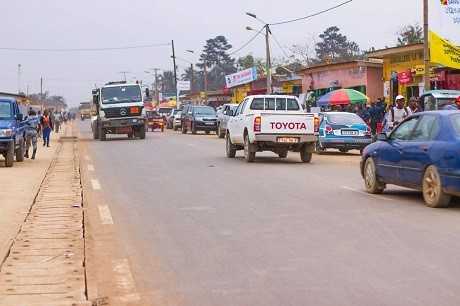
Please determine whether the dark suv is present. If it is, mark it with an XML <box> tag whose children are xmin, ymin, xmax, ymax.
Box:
<box><xmin>181</xmin><ymin>105</ymin><xmax>217</xmax><ymax>134</ymax></box>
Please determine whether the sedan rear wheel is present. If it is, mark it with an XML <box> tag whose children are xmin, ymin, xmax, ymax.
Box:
<box><xmin>364</xmin><ymin>158</ymin><xmax>385</xmax><ymax>194</ymax></box>
<box><xmin>423</xmin><ymin>165</ymin><xmax>451</xmax><ymax>208</ymax></box>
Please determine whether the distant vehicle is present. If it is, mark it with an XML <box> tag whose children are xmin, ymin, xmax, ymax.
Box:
<box><xmin>421</xmin><ymin>90</ymin><xmax>460</xmax><ymax>111</ymax></box>
<box><xmin>361</xmin><ymin>110</ymin><xmax>460</xmax><ymax>208</ymax></box>
<box><xmin>181</xmin><ymin>105</ymin><xmax>217</xmax><ymax>135</ymax></box>
<box><xmin>79</xmin><ymin>102</ymin><xmax>91</xmax><ymax>120</ymax></box>
<box><xmin>146</xmin><ymin>110</ymin><xmax>164</xmax><ymax>132</ymax></box>
<box><xmin>0</xmin><ymin>97</ymin><xmax>26</xmax><ymax>167</ymax></box>
<box><xmin>226</xmin><ymin>95</ymin><xmax>319</xmax><ymax>163</ymax></box>
<box><xmin>317</xmin><ymin>112</ymin><xmax>372</xmax><ymax>154</ymax></box>
<box><xmin>173</xmin><ymin>110</ymin><xmax>182</xmax><ymax>131</ymax></box>
<box><xmin>91</xmin><ymin>81</ymin><xmax>146</xmax><ymax>141</ymax></box>
<box><xmin>167</xmin><ymin>109</ymin><xmax>181</xmax><ymax>129</ymax></box>
<box><xmin>158</xmin><ymin>107</ymin><xmax>173</xmax><ymax>119</ymax></box>
<box><xmin>217</xmin><ymin>103</ymin><xmax>239</xmax><ymax>138</ymax></box>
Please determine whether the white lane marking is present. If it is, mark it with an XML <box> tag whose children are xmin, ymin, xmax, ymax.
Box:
<box><xmin>341</xmin><ymin>186</ymin><xmax>393</xmax><ymax>201</ymax></box>
<box><xmin>98</xmin><ymin>205</ymin><xmax>114</xmax><ymax>225</ymax></box>
<box><xmin>87</xmin><ymin>164</ymin><xmax>95</xmax><ymax>172</ymax></box>
<box><xmin>84</xmin><ymin>155</ymin><xmax>90</xmax><ymax>161</ymax></box>
<box><xmin>112</xmin><ymin>259</ymin><xmax>140</xmax><ymax>303</ymax></box>
<box><xmin>91</xmin><ymin>179</ymin><xmax>101</xmax><ymax>190</ymax></box>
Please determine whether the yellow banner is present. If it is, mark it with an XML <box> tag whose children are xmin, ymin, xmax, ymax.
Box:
<box><xmin>429</xmin><ymin>31</ymin><xmax>460</xmax><ymax>69</ymax></box>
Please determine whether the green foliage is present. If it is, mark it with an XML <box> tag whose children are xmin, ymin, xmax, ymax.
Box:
<box><xmin>315</xmin><ymin>26</ymin><xmax>361</xmax><ymax>63</ymax></box>
<box><xmin>397</xmin><ymin>24</ymin><xmax>423</xmax><ymax>46</ymax></box>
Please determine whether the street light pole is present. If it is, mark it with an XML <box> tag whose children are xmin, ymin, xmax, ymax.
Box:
<box><xmin>423</xmin><ymin>0</ymin><xmax>430</xmax><ymax>92</ymax></box>
<box><xmin>171</xmin><ymin>40</ymin><xmax>178</xmax><ymax>102</ymax></box>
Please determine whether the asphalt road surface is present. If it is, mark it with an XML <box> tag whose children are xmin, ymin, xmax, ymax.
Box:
<box><xmin>79</xmin><ymin>121</ymin><xmax>460</xmax><ymax>306</ymax></box>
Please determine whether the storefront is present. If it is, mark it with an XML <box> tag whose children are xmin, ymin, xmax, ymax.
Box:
<box><xmin>298</xmin><ymin>60</ymin><xmax>383</xmax><ymax>103</ymax></box>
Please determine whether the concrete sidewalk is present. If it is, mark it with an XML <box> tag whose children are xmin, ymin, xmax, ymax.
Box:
<box><xmin>0</xmin><ymin>126</ymin><xmax>67</xmax><ymax>263</ymax></box>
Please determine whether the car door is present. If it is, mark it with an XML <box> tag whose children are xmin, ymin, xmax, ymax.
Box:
<box><xmin>376</xmin><ymin>117</ymin><xmax>420</xmax><ymax>184</ymax></box>
<box><xmin>399</xmin><ymin>114</ymin><xmax>440</xmax><ymax>187</ymax></box>
<box><xmin>230</xmin><ymin>99</ymin><xmax>248</xmax><ymax>144</ymax></box>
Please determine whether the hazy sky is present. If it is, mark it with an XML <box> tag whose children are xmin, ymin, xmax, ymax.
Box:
<box><xmin>1</xmin><ymin>0</ymin><xmax>422</xmax><ymax>106</ymax></box>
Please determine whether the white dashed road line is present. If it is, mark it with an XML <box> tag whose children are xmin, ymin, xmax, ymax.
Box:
<box><xmin>112</xmin><ymin>259</ymin><xmax>140</xmax><ymax>303</ymax></box>
<box><xmin>98</xmin><ymin>205</ymin><xmax>114</xmax><ymax>225</ymax></box>
<box><xmin>91</xmin><ymin>178</ymin><xmax>101</xmax><ymax>190</ymax></box>
<box><xmin>341</xmin><ymin>186</ymin><xmax>393</xmax><ymax>201</ymax></box>
<box><xmin>87</xmin><ymin>164</ymin><xmax>95</xmax><ymax>172</ymax></box>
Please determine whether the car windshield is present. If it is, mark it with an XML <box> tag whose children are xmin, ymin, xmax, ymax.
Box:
<box><xmin>326</xmin><ymin>113</ymin><xmax>365</xmax><ymax>125</ymax></box>
<box><xmin>158</xmin><ymin>108</ymin><xmax>172</xmax><ymax>114</ymax></box>
<box><xmin>194</xmin><ymin>107</ymin><xmax>215</xmax><ymax>115</ymax></box>
<box><xmin>450</xmin><ymin>114</ymin><xmax>460</xmax><ymax>136</ymax></box>
<box><xmin>101</xmin><ymin>85</ymin><xmax>142</xmax><ymax>104</ymax></box>
<box><xmin>0</xmin><ymin>101</ymin><xmax>12</xmax><ymax>119</ymax></box>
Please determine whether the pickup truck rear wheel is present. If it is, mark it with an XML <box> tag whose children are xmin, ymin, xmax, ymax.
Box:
<box><xmin>218</xmin><ymin>125</ymin><xmax>225</xmax><ymax>138</ymax></box>
<box><xmin>5</xmin><ymin>143</ymin><xmax>14</xmax><ymax>167</ymax></box>
<box><xmin>139</xmin><ymin>125</ymin><xmax>146</xmax><ymax>139</ymax></box>
<box><xmin>192</xmin><ymin>123</ymin><xmax>197</xmax><ymax>134</ymax></box>
<box><xmin>225</xmin><ymin>133</ymin><xmax>236</xmax><ymax>158</ymax></box>
<box><xmin>99</xmin><ymin>125</ymin><xmax>106</xmax><ymax>141</ymax></box>
<box><xmin>15</xmin><ymin>139</ymin><xmax>25</xmax><ymax>162</ymax></box>
<box><xmin>300</xmin><ymin>144</ymin><xmax>312</xmax><ymax>163</ymax></box>
<box><xmin>244</xmin><ymin>134</ymin><xmax>256</xmax><ymax>163</ymax></box>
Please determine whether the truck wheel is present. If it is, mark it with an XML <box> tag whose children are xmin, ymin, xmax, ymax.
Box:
<box><xmin>99</xmin><ymin>125</ymin><xmax>106</xmax><ymax>141</ymax></box>
<box><xmin>244</xmin><ymin>134</ymin><xmax>256</xmax><ymax>163</ymax></box>
<box><xmin>300</xmin><ymin>144</ymin><xmax>313</xmax><ymax>163</ymax></box>
<box><xmin>93</xmin><ymin>123</ymin><xmax>100</xmax><ymax>140</ymax></box>
<box><xmin>226</xmin><ymin>133</ymin><xmax>236</xmax><ymax>158</ymax></box>
<box><xmin>218</xmin><ymin>125</ymin><xmax>225</xmax><ymax>138</ymax></box>
<box><xmin>5</xmin><ymin>143</ymin><xmax>14</xmax><ymax>167</ymax></box>
<box><xmin>15</xmin><ymin>139</ymin><xmax>25</xmax><ymax>162</ymax></box>
<box><xmin>192</xmin><ymin>123</ymin><xmax>197</xmax><ymax>134</ymax></box>
<box><xmin>279</xmin><ymin>151</ymin><xmax>288</xmax><ymax>158</ymax></box>
<box><xmin>423</xmin><ymin>165</ymin><xmax>451</xmax><ymax>208</ymax></box>
<box><xmin>139</xmin><ymin>125</ymin><xmax>146</xmax><ymax>139</ymax></box>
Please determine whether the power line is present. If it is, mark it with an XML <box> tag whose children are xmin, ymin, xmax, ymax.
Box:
<box><xmin>0</xmin><ymin>43</ymin><xmax>171</xmax><ymax>52</ymax></box>
<box><xmin>269</xmin><ymin>0</ymin><xmax>353</xmax><ymax>26</ymax></box>
<box><xmin>228</xmin><ymin>26</ymin><xmax>265</xmax><ymax>56</ymax></box>
<box><xmin>270</xmin><ymin>31</ymin><xmax>291</xmax><ymax>59</ymax></box>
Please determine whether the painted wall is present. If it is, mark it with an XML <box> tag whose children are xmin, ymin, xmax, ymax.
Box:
<box><xmin>366</xmin><ymin>66</ymin><xmax>384</xmax><ymax>102</ymax></box>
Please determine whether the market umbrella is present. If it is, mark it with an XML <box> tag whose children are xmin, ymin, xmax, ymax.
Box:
<box><xmin>317</xmin><ymin>89</ymin><xmax>369</xmax><ymax>107</ymax></box>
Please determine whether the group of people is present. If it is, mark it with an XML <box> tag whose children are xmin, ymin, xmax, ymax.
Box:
<box><xmin>23</xmin><ymin>108</ymin><xmax>74</xmax><ymax>160</ymax></box>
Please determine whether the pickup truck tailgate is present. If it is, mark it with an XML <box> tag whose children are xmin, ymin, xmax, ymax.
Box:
<box><xmin>259</xmin><ymin>113</ymin><xmax>315</xmax><ymax>135</ymax></box>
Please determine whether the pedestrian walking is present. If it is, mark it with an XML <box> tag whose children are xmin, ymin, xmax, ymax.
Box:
<box><xmin>409</xmin><ymin>97</ymin><xmax>421</xmax><ymax>113</ymax></box>
<box><xmin>41</xmin><ymin>110</ymin><xmax>53</xmax><ymax>147</ymax></box>
<box><xmin>54</xmin><ymin>111</ymin><xmax>62</xmax><ymax>133</ymax></box>
<box><xmin>25</xmin><ymin>109</ymin><xmax>39</xmax><ymax>159</ymax></box>
<box><xmin>384</xmin><ymin>95</ymin><xmax>412</xmax><ymax>132</ymax></box>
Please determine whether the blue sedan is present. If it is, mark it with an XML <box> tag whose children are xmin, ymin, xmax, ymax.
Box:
<box><xmin>361</xmin><ymin>111</ymin><xmax>460</xmax><ymax>208</ymax></box>
<box><xmin>317</xmin><ymin>112</ymin><xmax>372</xmax><ymax>153</ymax></box>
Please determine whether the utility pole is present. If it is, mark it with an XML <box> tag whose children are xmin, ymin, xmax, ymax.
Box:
<box><xmin>40</xmin><ymin>77</ymin><xmax>44</xmax><ymax>110</ymax></box>
<box><xmin>190</xmin><ymin>63</ymin><xmax>194</xmax><ymax>93</ymax></box>
<box><xmin>17</xmin><ymin>64</ymin><xmax>22</xmax><ymax>94</ymax></box>
<box><xmin>265</xmin><ymin>25</ymin><xmax>273</xmax><ymax>94</ymax></box>
<box><xmin>171</xmin><ymin>40</ymin><xmax>178</xmax><ymax>102</ymax></box>
<box><xmin>423</xmin><ymin>0</ymin><xmax>431</xmax><ymax>92</ymax></box>
<box><xmin>153</xmin><ymin>68</ymin><xmax>160</xmax><ymax>103</ymax></box>
<box><xmin>204</xmin><ymin>60</ymin><xmax>208</xmax><ymax>104</ymax></box>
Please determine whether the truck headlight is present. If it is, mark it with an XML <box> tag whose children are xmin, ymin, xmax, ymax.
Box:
<box><xmin>0</xmin><ymin>129</ymin><xmax>13</xmax><ymax>137</ymax></box>
<box><xmin>99</xmin><ymin>110</ymin><xmax>105</xmax><ymax>118</ymax></box>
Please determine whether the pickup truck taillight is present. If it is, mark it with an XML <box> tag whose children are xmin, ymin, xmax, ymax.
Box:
<box><xmin>314</xmin><ymin>116</ymin><xmax>320</xmax><ymax>133</ymax></box>
<box><xmin>254</xmin><ymin>116</ymin><xmax>261</xmax><ymax>133</ymax></box>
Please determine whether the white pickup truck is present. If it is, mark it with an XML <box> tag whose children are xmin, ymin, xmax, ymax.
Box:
<box><xmin>226</xmin><ymin>95</ymin><xmax>319</xmax><ymax>163</ymax></box>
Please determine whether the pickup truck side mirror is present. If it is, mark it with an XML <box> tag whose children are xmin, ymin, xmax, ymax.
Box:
<box><xmin>16</xmin><ymin>113</ymin><xmax>24</xmax><ymax>121</ymax></box>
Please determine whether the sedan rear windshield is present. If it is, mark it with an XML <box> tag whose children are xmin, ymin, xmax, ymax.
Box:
<box><xmin>450</xmin><ymin>114</ymin><xmax>460</xmax><ymax>136</ymax></box>
<box><xmin>250</xmin><ymin>98</ymin><xmax>300</xmax><ymax>111</ymax></box>
<box><xmin>0</xmin><ymin>101</ymin><xmax>12</xmax><ymax>118</ymax></box>
<box><xmin>326</xmin><ymin>113</ymin><xmax>365</xmax><ymax>125</ymax></box>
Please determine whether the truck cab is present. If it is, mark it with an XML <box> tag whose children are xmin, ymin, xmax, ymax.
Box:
<box><xmin>91</xmin><ymin>82</ymin><xmax>146</xmax><ymax>141</ymax></box>
<box><xmin>421</xmin><ymin>90</ymin><xmax>460</xmax><ymax>111</ymax></box>
<box><xmin>0</xmin><ymin>97</ymin><xmax>26</xmax><ymax>167</ymax></box>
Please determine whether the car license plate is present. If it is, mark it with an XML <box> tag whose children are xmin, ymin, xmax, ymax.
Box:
<box><xmin>342</xmin><ymin>130</ymin><xmax>358</xmax><ymax>136</ymax></box>
<box><xmin>277</xmin><ymin>137</ymin><xmax>299</xmax><ymax>143</ymax></box>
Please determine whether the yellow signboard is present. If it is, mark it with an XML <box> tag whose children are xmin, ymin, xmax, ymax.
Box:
<box><xmin>429</xmin><ymin>31</ymin><xmax>460</xmax><ymax>69</ymax></box>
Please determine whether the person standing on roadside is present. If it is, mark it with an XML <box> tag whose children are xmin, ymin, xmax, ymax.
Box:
<box><xmin>54</xmin><ymin>111</ymin><xmax>62</xmax><ymax>133</ymax></box>
<box><xmin>409</xmin><ymin>97</ymin><xmax>421</xmax><ymax>113</ymax></box>
<box><xmin>41</xmin><ymin>110</ymin><xmax>53</xmax><ymax>147</ymax></box>
<box><xmin>25</xmin><ymin>109</ymin><xmax>39</xmax><ymax>159</ymax></box>
<box><xmin>386</xmin><ymin>95</ymin><xmax>412</xmax><ymax>131</ymax></box>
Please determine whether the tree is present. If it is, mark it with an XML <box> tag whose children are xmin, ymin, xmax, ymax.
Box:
<box><xmin>397</xmin><ymin>24</ymin><xmax>423</xmax><ymax>46</ymax></box>
<box><xmin>160</xmin><ymin>71</ymin><xmax>176</xmax><ymax>94</ymax></box>
<box><xmin>315</xmin><ymin>26</ymin><xmax>361</xmax><ymax>63</ymax></box>
<box><xmin>197</xmin><ymin>36</ymin><xmax>236</xmax><ymax>90</ymax></box>
<box><xmin>237</xmin><ymin>54</ymin><xmax>266</xmax><ymax>77</ymax></box>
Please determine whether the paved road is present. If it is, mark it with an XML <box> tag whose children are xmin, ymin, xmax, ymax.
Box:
<box><xmin>80</xmin><ymin>122</ymin><xmax>460</xmax><ymax>306</ymax></box>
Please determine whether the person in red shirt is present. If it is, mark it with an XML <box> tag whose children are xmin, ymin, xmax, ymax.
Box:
<box><xmin>40</xmin><ymin>110</ymin><xmax>53</xmax><ymax>147</ymax></box>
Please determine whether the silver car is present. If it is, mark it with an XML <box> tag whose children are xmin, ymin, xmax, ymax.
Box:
<box><xmin>217</xmin><ymin>103</ymin><xmax>239</xmax><ymax>138</ymax></box>
<box><xmin>173</xmin><ymin>110</ymin><xmax>182</xmax><ymax>131</ymax></box>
